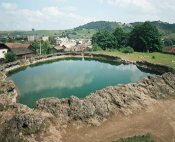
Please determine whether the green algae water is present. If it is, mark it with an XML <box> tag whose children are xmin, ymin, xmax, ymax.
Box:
<box><xmin>9</xmin><ymin>58</ymin><xmax>156</xmax><ymax>108</ymax></box>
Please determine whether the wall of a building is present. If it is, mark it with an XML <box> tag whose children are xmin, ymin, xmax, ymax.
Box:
<box><xmin>0</xmin><ymin>49</ymin><xmax>8</xmax><ymax>59</ymax></box>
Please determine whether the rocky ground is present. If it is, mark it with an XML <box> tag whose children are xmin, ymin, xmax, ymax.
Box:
<box><xmin>62</xmin><ymin>99</ymin><xmax>175</xmax><ymax>142</ymax></box>
<box><xmin>36</xmin><ymin>72</ymin><xmax>175</xmax><ymax>125</ymax></box>
<box><xmin>0</xmin><ymin>54</ymin><xmax>175</xmax><ymax>142</ymax></box>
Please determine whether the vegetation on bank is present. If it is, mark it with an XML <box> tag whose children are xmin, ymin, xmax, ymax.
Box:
<box><xmin>5</xmin><ymin>52</ymin><xmax>16</xmax><ymax>63</ymax></box>
<box><xmin>91</xmin><ymin>21</ymin><xmax>175</xmax><ymax>68</ymax></box>
<box><xmin>31</xmin><ymin>41</ymin><xmax>52</xmax><ymax>55</ymax></box>
<box><xmin>113</xmin><ymin>134</ymin><xmax>155</xmax><ymax>142</ymax></box>
<box><xmin>90</xmin><ymin>50</ymin><xmax>175</xmax><ymax>68</ymax></box>
<box><xmin>92</xmin><ymin>21</ymin><xmax>162</xmax><ymax>52</ymax></box>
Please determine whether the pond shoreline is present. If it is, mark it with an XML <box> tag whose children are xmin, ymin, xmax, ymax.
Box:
<box><xmin>0</xmin><ymin>52</ymin><xmax>175</xmax><ymax>142</ymax></box>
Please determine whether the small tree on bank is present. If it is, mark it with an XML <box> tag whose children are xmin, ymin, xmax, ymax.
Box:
<box><xmin>5</xmin><ymin>52</ymin><xmax>16</xmax><ymax>63</ymax></box>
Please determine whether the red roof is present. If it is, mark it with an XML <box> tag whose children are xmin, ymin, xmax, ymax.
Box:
<box><xmin>5</xmin><ymin>43</ymin><xmax>30</xmax><ymax>48</ymax></box>
<box><xmin>163</xmin><ymin>47</ymin><xmax>175</xmax><ymax>54</ymax></box>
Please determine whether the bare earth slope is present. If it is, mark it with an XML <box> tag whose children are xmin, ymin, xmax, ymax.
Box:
<box><xmin>62</xmin><ymin>100</ymin><xmax>175</xmax><ymax>142</ymax></box>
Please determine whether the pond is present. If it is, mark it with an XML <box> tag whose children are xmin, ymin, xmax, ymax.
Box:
<box><xmin>9</xmin><ymin>58</ymin><xmax>156</xmax><ymax>108</ymax></box>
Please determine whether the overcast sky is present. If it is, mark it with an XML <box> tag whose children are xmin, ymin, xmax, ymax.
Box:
<box><xmin>0</xmin><ymin>0</ymin><xmax>175</xmax><ymax>30</ymax></box>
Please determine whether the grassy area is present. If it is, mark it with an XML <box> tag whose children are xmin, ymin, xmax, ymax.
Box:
<box><xmin>90</xmin><ymin>50</ymin><xmax>175</xmax><ymax>68</ymax></box>
<box><xmin>113</xmin><ymin>134</ymin><xmax>155</xmax><ymax>142</ymax></box>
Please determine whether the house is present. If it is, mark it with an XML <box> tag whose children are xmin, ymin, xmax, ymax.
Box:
<box><xmin>42</xmin><ymin>36</ymin><xmax>49</xmax><ymax>41</ymax></box>
<box><xmin>0</xmin><ymin>44</ymin><xmax>9</xmax><ymax>59</ymax></box>
<box><xmin>28</xmin><ymin>36</ymin><xmax>35</xmax><ymax>42</ymax></box>
<box><xmin>163</xmin><ymin>47</ymin><xmax>175</xmax><ymax>54</ymax></box>
<box><xmin>51</xmin><ymin>45</ymin><xmax>66</xmax><ymax>53</ymax></box>
<box><xmin>28</xmin><ymin>35</ymin><xmax>49</xmax><ymax>42</ymax></box>
<box><xmin>0</xmin><ymin>43</ymin><xmax>36</xmax><ymax>59</ymax></box>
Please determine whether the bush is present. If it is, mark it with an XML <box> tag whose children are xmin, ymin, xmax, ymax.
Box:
<box><xmin>91</xmin><ymin>43</ymin><xmax>103</xmax><ymax>51</ymax></box>
<box><xmin>152</xmin><ymin>55</ymin><xmax>155</xmax><ymax>59</ymax></box>
<box><xmin>114</xmin><ymin>133</ymin><xmax>155</xmax><ymax>142</ymax></box>
<box><xmin>5</xmin><ymin>52</ymin><xmax>16</xmax><ymax>63</ymax></box>
<box><xmin>119</xmin><ymin>47</ymin><xmax>134</xmax><ymax>53</ymax></box>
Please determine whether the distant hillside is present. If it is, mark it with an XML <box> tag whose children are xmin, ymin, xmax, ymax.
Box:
<box><xmin>0</xmin><ymin>30</ymin><xmax>63</xmax><ymax>37</ymax></box>
<box><xmin>0</xmin><ymin>21</ymin><xmax>175</xmax><ymax>40</ymax></box>
<box><xmin>74</xmin><ymin>21</ymin><xmax>175</xmax><ymax>40</ymax></box>
<box><xmin>74</xmin><ymin>21</ymin><xmax>123</xmax><ymax>32</ymax></box>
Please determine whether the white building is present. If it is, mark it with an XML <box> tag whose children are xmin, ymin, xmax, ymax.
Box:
<box><xmin>28</xmin><ymin>35</ymin><xmax>49</xmax><ymax>42</ymax></box>
<box><xmin>55</xmin><ymin>37</ymin><xmax>76</xmax><ymax>48</ymax></box>
<box><xmin>28</xmin><ymin>36</ymin><xmax>35</xmax><ymax>42</ymax></box>
<box><xmin>42</xmin><ymin>36</ymin><xmax>49</xmax><ymax>41</ymax></box>
<box><xmin>0</xmin><ymin>44</ymin><xmax>8</xmax><ymax>59</ymax></box>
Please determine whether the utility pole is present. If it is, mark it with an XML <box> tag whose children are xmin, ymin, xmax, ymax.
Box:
<box><xmin>40</xmin><ymin>40</ymin><xmax>42</xmax><ymax>55</ymax></box>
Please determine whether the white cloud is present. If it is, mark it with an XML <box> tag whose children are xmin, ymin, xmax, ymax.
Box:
<box><xmin>1</xmin><ymin>2</ymin><xmax>17</xmax><ymax>10</ymax></box>
<box><xmin>0</xmin><ymin>2</ymin><xmax>96</xmax><ymax>30</ymax></box>
<box><xmin>61</xmin><ymin>6</ymin><xmax>78</xmax><ymax>12</ymax></box>
<box><xmin>99</xmin><ymin>0</ymin><xmax>175</xmax><ymax>23</ymax></box>
<box><xmin>101</xmin><ymin>0</ymin><xmax>156</xmax><ymax>13</ymax></box>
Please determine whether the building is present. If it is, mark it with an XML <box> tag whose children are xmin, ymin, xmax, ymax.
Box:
<box><xmin>0</xmin><ymin>44</ymin><xmax>8</xmax><ymax>59</ymax></box>
<box><xmin>51</xmin><ymin>45</ymin><xmax>66</xmax><ymax>53</ymax></box>
<box><xmin>163</xmin><ymin>47</ymin><xmax>175</xmax><ymax>54</ymax></box>
<box><xmin>42</xmin><ymin>36</ymin><xmax>49</xmax><ymax>41</ymax></box>
<box><xmin>0</xmin><ymin>43</ymin><xmax>36</xmax><ymax>59</ymax></box>
<box><xmin>28</xmin><ymin>36</ymin><xmax>35</xmax><ymax>42</ymax></box>
<box><xmin>28</xmin><ymin>35</ymin><xmax>49</xmax><ymax>42</ymax></box>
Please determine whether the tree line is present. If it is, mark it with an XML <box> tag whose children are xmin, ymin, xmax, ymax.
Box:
<box><xmin>92</xmin><ymin>21</ymin><xmax>163</xmax><ymax>52</ymax></box>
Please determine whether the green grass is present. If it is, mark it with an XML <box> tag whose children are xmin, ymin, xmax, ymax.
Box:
<box><xmin>113</xmin><ymin>134</ymin><xmax>155</xmax><ymax>142</ymax></box>
<box><xmin>90</xmin><ymin>50</ymin><xmax>175</xmax><ymax>68</ymax></box>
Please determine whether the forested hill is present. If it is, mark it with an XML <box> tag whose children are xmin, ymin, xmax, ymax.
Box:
<box><xmin>74</xmin><ymin>21</ymin><xmax>175</xmax><ymax>39</ymax></box>
<box><xmin>75</xmin><ymin>21</ymin><xmax>175</xmax><ymax>33</ymax></box>
<box><xmin>131</xmin><ymin>21</ymin><xmax>175</xmax><ymax>33</ymax></box>
<box><xmin>74</xmin><ymin>21</ymin><xmax>124</xmax><ymax>32</ymax></box>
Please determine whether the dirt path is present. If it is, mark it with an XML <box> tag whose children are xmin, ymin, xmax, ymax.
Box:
<box><xmin>62</xmin><ymin>100</ymin><xmax>175</xmax><ymax>142</ymax></box>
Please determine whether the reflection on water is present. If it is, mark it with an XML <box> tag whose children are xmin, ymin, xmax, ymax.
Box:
<box><xmin>9</xmin><ymin>58</ymin><xmax>156</xmax><ymax>108</ymax></box>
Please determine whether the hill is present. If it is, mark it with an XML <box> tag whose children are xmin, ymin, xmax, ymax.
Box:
<box><xmin>0</xmin><ymin>21</ymin><xmax>175</xmax><ymax>40</ymax></box>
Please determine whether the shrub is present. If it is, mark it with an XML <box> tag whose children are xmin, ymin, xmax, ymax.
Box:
<box><xmin>113</xmin><ymin>133</ymin><xmax>155</xmax><ymax>142</ymax></box>
<box><xmin>91</xmin><ymin>43</ymin><xmax>103</xmax><ymax>51</ymax></box>
<box><xmin>152</xmin><ymin>55</ymin><xmax>155</xmax><ymax>59</ymax></box>
<box><xmin>119</xmin><ymin>47</ymin><xmax>134</xmax><ymax>53</ymax></box>
<box><xmin>5</xmin><ymin>52</ymin><xmax>16</xmax><ymax>63</ymax></box>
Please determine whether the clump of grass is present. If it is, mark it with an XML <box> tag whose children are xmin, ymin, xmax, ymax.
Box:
<box><xmin>152</xmin><ymin>55</ymin><xmax>155</xmax><ymax>59</ymax></box>
<box><xmin>113</xmin><ymin>133</ymin><xmax>155</xmax><ymax>142</ymax></box>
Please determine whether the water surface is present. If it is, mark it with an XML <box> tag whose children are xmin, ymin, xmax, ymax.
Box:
<box><xmin>9</xmin><ymin>58</ymin><xmax>156</xmax><ymax>107</ymax></box>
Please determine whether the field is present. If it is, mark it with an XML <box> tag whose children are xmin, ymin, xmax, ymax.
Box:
<box><xmin>90</xmin><ymin>50</ymin><xmax>175</xmax><ymax>68</ymax></box>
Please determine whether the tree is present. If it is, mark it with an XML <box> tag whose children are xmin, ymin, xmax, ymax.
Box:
<box><xmin>92</xmin><ymin>31</ymin><xmax>117</xmax><ymax>50</ymax></box>
<box><xmin>129</xmin><ymin>21</ymin><xmax>162</xmax><ymax>52</ymax></box>
<box><xmin>163</xmin><ymin>39</ymin><xmax>173</xmax><ymax>46</ymax></box>
<box><xmin>31</xmin><ymin>41</ymin><xmax>52</xmax><ymax>55</ymax></box>
<box><xmin>5</xmin><ymin>52</ymin><xmax>16</xmax><ymax>62</ymax></box>
<box><xmin>113</xmin><ymin>27</ymin><xmax>128</xmax><ymax>48</ymax></box>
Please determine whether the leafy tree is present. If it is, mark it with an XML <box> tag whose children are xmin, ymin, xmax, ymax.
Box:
<box><xmin>5</xmin><ymin>52</ymin><xmax>16</xmax><ymax>62</ymax></box>
<box><xmin>129</xmin><ymin>21</ymin><xmax>162</xmax><ymax>52</ymax></box>
<box><xmin>113</xmin><ymin>27</ymin><xmax>128</xmax><ymax>48</ymax></box>
<box><xmin>163</xmin><ymin>39</ymin><xmax>174</xmax><ymax>46</ymax></box>
<box><xmin>49</xmin><ymin>36</ymin><xmax>57</xmax><ymax>45</ymax></box>
<box><xmin>92</xmin><ymin>31</ymin><xmax>117</xmax><ymax>50</ymax></box>
<box><xmin>31</xmin><ymin>41</ymin><xmax>52</xmax><ymax>55</ymax></box>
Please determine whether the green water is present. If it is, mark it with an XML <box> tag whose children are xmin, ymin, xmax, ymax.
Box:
<box><xmin>9</xmin><ymin>58</ymin><xmax>156</xmax><ymax>108</ymax></box>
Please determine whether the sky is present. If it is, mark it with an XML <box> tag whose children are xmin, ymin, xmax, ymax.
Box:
<box><xmin>0</xmin><ymin>0</ymin><xmax>175</xmax><ymax>30</ymax></box>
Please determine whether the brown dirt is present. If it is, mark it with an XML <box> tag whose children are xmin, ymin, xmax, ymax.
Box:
<box><xmin>62</xmin><ymin>100</ymin><xmax>175</xmax><ymax>142</ymax></box>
